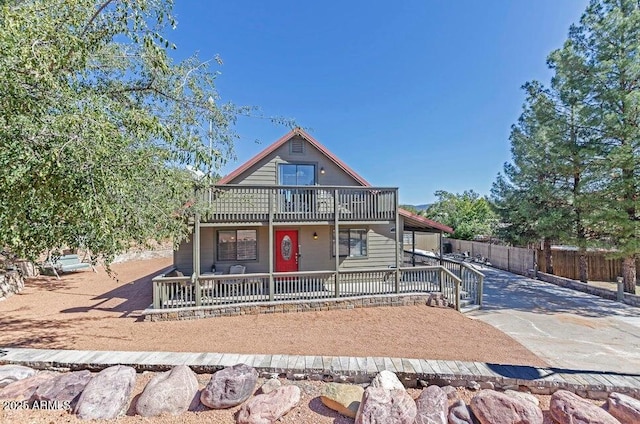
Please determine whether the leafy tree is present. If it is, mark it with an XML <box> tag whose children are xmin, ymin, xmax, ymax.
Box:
<box><xmin>424</xmin><ymin>190</ymin><xmax>498</xmax><ymax>241</ymax></box>
<box><xmin>0</xmin><ymin>0</ymin><xmax>241</xmax><ymax>262</ymax></box>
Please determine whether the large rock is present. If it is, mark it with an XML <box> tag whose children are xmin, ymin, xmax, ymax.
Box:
<box><xmin>470</xmin><ymin>389</ymin><xmax>543</xmax><ymax>424</ymax></box>
<box><xmin>448</xmin><ymin>399</ymin><xmax>477</xmax><ymax>424</ymax></box>
<box><xmin>201</xmin><ymin>363</ymin><xmax>258</xmax><ymax>409</ymax></box>
<box><xmin>355</xmin><ymin>387</ymin><xmax>417</xmax><ymax>424</ymax></box>
<box><xmin>415</xmin><ymin>385</ymin><xmax>448</xmax><ymax>424</ymax></box>
<box><xmin>550</xmin><ymin>390</ymin><xmax>620</xmax><ymax>424</ymax></box>
<box><xmin>259</xmin><ymin>378</ymin><xmax>281</xmax><ymax>394</ymax></box>
<box><xmin>136</xmin><ymin>365</ymin><xmax>198</xmax><ymax>417</ymax></box>
<box><xmin>236</xmin><ymin>385</ymin><xmax>301</xmax><ymax>424</ymax></box>
<box><xmin>370</xmin><ymin>370</ymin><xmax>405</xmax><ymax>391</ymax></box>
<box><xmin>30</xmin><ymin>370</ymin><xmax>92</xmax><ymax>406</ymax></box>
<box><xmin>74</xmin><ymin>365</ymin><xmax>136</xmax><ymax>420</ymax></box>
<box><xmin>0</xmin><ymin>365</ymin><xmax>36</xmax><ymax>388</ymax></box>
<box><xmin>320</xmin><ymin>382</ymin><xmax>364</xmax><ymax>418</ymax></box>
<box><xmin>504</xmin><ymin>389</ymin><xmax>539</xmax><ymax>407</ymax></box>
<box><xmin>605</xmin><ymin>392</ymin><xmax>640</xmax><ymax>424</ymax></box>
<box><xmin>0</xmin><ymin>371</ymin><xmax>57</xmax><ymax>401</ymax></box>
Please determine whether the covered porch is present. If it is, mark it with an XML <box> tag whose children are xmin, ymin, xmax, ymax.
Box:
<box><xmin>154</xmin><ymin>202</ymin><xmax>484</xmax><ymax>315</ymax></box>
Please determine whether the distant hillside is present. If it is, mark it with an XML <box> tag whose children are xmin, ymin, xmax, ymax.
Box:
<box><xmin>400</xmin><ymin>204</ymin><xmax>431</xmax><ymax>213</ymax></box>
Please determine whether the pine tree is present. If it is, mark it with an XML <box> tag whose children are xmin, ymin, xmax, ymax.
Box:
<box><xmin>558</xmin><ymin>0</ymin><xmax>640</xmax><ymax>292</ymax></box>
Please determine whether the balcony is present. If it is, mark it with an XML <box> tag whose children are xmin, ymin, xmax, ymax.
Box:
<box><xmin>199</xmin><ymin>185</ymin><xmax>398</xmax><ymax>223</ymax></box>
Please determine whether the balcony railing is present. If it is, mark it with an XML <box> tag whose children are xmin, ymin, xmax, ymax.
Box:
<box><xmin>198</xmin><ymin>185</ymin><xmax>398</xmax><ymax>222</ymax></box>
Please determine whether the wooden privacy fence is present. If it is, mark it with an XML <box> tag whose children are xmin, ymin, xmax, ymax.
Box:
<box><xmin>444</xmin><ymin>238</ymin><xmax>640</xmax><ymax>282</ymax></box>
<box><xmin>537</xmin><ymin>250</ymin><xmax>640</xmax><ymax>282</ymax></box>
<box><xmin>444</xmin><ymin>239</ymin><xmax>534</xmax><ymax>276</ymax></box>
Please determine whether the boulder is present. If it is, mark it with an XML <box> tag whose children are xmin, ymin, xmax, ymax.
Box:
<box><xmin>236</xmin><ymin>385</ymin><xmax>301</xmax><ymax>424</ymax></box>
<box><xmin>0</xmin><ymin>371</ymin><xmax>57</xmax><ymax>401</ymax></box>
<box><xmin>605</xmin><ymin>392</ymin><xmax>640</xmax><ymax>424</ymax></box>
<box><xmin>415</xmin><ymin>385</ymin><xmax>448</xmax><ymax>424</ymax></box>
<box><xmin>504</xmin><ymin>389</ymin><xmax>539</xmax><ymax>407</ymax></box>
<box><xmin>74</xmin><ymin>365</ymin><xmax>136</xmax><ymax>420</ymax></box>
<box><xmin>355</xmin><ymin>387</ymin><xmax>417</xmax><ymax>424</ymax></box>
<box><xmin>201</xmin><ymin>363</ymin><xmax>258</xmax><ymax>409</ymax></box>
<box><xmin>259</xmin><ymin>378</ymin><xmax>281</xmax><ymax>394</ymax></box>
<box><xmin>370</xmin><ymin>370</ymin><xmax>405</xmax><ymax>391</ymax></box>
<box><xmin>30</xmin><ymin>370</ymin><xmax>92</xmax><ymax>406</ymax></box>
<box><xmin>0</xmin><ymin>365</ymin><xmax>36</xmax><ymax>388</ymax></box>
<box><xmin>320</xmin><ymin>382</ymin><xmax>364</xmax><ymax>418</ymax></box>
<box><xmin>448</xmin><ymin>399</ymin><xmax>477</xmax><ymax>424</ymax></box>
<box><xmin>136</xmin><ymin>365</ymin><xmax>198</xmax><ymax>417</ymax></box>
<box><xmin>470</xmin><ymin>389</ymin><xmax>543</xmax><ymax>424</ymax></box>
<box><xmin>441</xmin><ymin>385</ymin><xmax>459</xmax><ymax>400</ymax></box>
<box><xmin>550</xmin><ymin>390</ymin><xmax>621</xmax><ymax>424</ymax></box>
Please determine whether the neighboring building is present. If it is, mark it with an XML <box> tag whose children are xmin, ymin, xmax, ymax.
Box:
<box><xmin>174</xmin><ymin>128</ymin><xmax>453</xmax><ymax>277</ymax></box>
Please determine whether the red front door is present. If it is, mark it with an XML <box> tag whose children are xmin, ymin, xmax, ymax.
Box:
<box><xmin>275</xmin><ymin>230</ymin><xmax>299</xmax><ymax>272</ymax></box>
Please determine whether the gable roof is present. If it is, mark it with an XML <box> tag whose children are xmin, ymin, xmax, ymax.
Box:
<box><xmin>217</xmin><ymin>128</ymin><xmax>453</xmax><ymax>233</ymax></box>
<box><xmin>399</xmin><ymin>208</ymin><xmax>454</xmax><ymax>233</ymax></box>
<box><xmin>217</xmin><ymin>128</ymin><xmax>370</xmax><ymax>186</ymax></box>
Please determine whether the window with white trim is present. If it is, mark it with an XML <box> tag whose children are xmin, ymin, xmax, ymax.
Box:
<box><xmin>217</xmin><ymin>229</ymin><xmax>257</xmax><ymax>261</ymax></box>
<box><xmin>332</xmin><ymin>229</ymin><xmax>367</xmax><ymax>257</ymax></box>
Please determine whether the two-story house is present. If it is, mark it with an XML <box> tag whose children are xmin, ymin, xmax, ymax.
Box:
<box><xmin>174</xmin><ymin>128</ymin><xmax>453</xmax><ymax>279</ymax></box>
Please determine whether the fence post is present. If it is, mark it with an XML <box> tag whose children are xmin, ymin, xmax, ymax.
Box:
<box><xmin>152</xmin><ymin>278</ymin><xmax>159</xmax><ymax>309</ymax></box>
<box><xmin>455</xmin><ymin>277</ymin><xmax>460</xmax><ymax>311</ymax></box>
<box><xmin>477</xmin><ymin>274</ymin><xmax>483</xmax><ymax>307</ymax></box>
<box><xmin>334</xmin><ymin>272</ymin><xmax>340</xmax><ymax>298</ymax></box>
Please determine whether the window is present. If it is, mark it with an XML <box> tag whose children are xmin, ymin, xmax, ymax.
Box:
<box><xmin>217</xmin><ymin>229</ymin><xmax>257</xmax><ymax>261</ymax></box>
<box><xmin>279</xmin><ymin>164</ymin><xmax>316</xmax><ymax>186</ymax></box>
<box><xmin>332</xmin><ymin>229</ymin><xmax>368</xmax><ymax>257</ymax></box>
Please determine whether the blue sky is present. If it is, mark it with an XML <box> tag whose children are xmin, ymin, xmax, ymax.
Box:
<box><xmin>169</xmin><ymin>1</ymin><xmax>589</xmax><ymax>205</ymax></box>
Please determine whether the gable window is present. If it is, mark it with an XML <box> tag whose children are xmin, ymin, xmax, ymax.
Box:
<box><xmin>217</xmin><ymin>229</ymin><xmax>257</xmax><ymax>261</ymax></box>
<box><xmin>332</xmin><ymin>229</ymin><xmax>367</xmax><ymax>257</ymax></box>
<box><xmin>279</xmin><ymin>164</ymin><xmax>316</xmax><ymax>186</ymax></box>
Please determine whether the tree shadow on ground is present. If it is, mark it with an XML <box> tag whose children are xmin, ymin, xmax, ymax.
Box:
<box><xmin>59</xmin><ymin>266</ymin><xmax>173</xmax><ymax>319</ymax></box>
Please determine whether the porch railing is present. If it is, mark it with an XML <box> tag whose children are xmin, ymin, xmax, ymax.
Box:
<box><xmin>198</xmin><ymin>185</ymin><xmax>397</xmax><ymax>223</ymax></box>
<box><xmin>151</xmin><ymin>264</ymin><xmax>482</xmax><ymax>312</ymax></box>
<box><xmin>403</xmin><ymin>250</ymin><xmax>485</xmax><ymax>307</ymax></box>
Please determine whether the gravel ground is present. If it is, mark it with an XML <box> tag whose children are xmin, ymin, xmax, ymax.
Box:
<box><xmin>0</xmin><ymin>258</ymin><xmax>544</xmax><ymax>367</ymax></box>
<box><xmin>0</xmin><ymin>372</ymin><xmax>603</xmax><ymax>424</ymax></box>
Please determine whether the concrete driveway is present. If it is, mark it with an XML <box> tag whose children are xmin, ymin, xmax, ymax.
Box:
<box><xmin>468</xmin><ymin>266</ymin><xmax>640</xmax><ymax>374</ymax></box>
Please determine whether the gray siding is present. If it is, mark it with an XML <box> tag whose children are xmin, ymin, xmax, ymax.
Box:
<box><xmin>228</xmin><ymin>135</ymin><xmax>363</xmax><ymax>187</ymax></box>
<box><xmin>294</xmin><ymin>223</ymin><xmax>398</xmax><ymax>271</ymax></box>
<box><xmin>174</xmin><ymin>226</ymin><xmax>269</xmax><ymax>274</ymax></box>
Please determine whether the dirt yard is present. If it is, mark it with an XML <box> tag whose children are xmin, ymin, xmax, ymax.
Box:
<box><xmin>0</xmin><ymin>257</ymin><xmax>544</xmax><ymax>366</ymax></box>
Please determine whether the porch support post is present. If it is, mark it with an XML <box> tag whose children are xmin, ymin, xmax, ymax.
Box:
<box><xmin>334</xmin><ymin>188</ymin><xmax>340</xmax><ymax>298</ymax></box>
<box><xmin>439</xmin><ymin>230</ymin><xmax>444</xmax><ymax>265</ymax></box>
<box><xmin>193</xmin><ymin>212</ymin><xmax>201</xmax><ymax>306</ymax></box>
<box><xmin>268</xmin><ymin>189</ymin><xmax>274</xmax><ymax>301</ymax></box>
<box><xmin>394</xmin><ymin>189</ymin><xmax>400</xmax><ymax>293</ymax></box>
<box><xmin>412</xmin><ymin>230</ymin><xmax>416</xmax><ymax>267</ymax></box>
